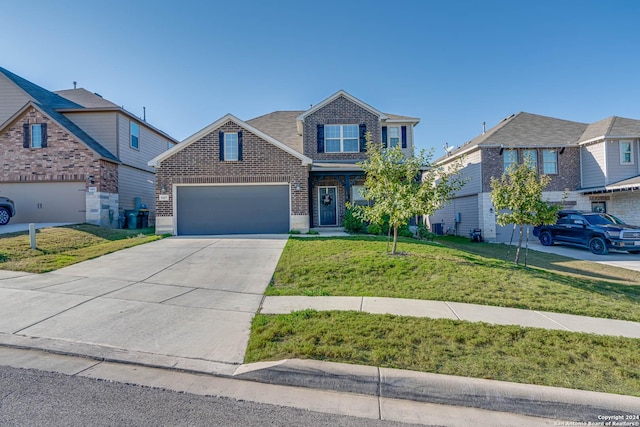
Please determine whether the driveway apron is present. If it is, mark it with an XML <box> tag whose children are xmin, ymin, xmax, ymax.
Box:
<box><xmin>0</xmin><ymin>236</ymin><xmax>288</xmax><ymax>368</ymax></box>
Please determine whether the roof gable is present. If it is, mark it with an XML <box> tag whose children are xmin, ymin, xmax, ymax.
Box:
<box><xmin>0</xmin><ymin>101</ymin><xmax>119</xmax><ymax>163</ymax></box>
<box><xmin>296</xmin><ymin>90</ymin><xmax>387</xmax><ymax>121</ymax></box>
<box><xmin>0</xmin><ymin>66</ymin><xmax>82</xmax><ymax>109</ymax></box>
<box><xmin>247</xmin><ymin>111</ymin><xmax>304</xmax><ymax>154</ymax></box>
<box><xmin>149</xmin><ymin>113</ymin><xmax>312</xmax><ymax>167</ymax></box>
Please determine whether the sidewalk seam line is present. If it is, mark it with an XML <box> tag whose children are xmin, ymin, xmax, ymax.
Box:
<box><xmin>534</xmin><ymin>311</ymin><xmax>574</xmax><ymax>332</ymax></box>
<box><xmin>360</xmin><ymin>297</ymin><xmax>364</xmax><ymax>312</ymax></box>
<box><xmin>444</xmin><ymin>302</ymin><xmax>461</xmax><ymax>320</ymax></box>
<box><xmin>72</xmin><ymin>360</ymin><xmax>103</xmax><ymax>376</ymax></box>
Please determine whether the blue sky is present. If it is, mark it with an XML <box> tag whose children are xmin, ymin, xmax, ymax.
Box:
<box><xmin>2</xmin><ymin>0</ymin><xmax>640</xmax><ymax>156</ymax></box>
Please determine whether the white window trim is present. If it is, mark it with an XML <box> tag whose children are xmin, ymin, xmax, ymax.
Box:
<box><xmin>351</xmin><ymin>185</ymin><xmax>366</xmax><ymax>202</ymax></box>
<box><xmin>542</xmin><ymin>149</ymin><xmax>558</xmax><ymax>175</ymax></box>
<box><xmin>503</xmin><ymin>149</ymin><xmax>517</xmax><ymax>171</ymax></box>
<box><xmin>318</xmin><ymin>186</ymin><xmax>338</xmax><ymax>226</ymax></box>
<box><xmin>388</xmin><ymin>126</ymin><xmax>400</xmax><ymax>148</ymax></box>
<box><xmin>619</xmin><ymin>140</ymin><xmax>634</xmax><ymax>165</ymax></box>
<box><xmin>31</xmin><ymin>124</ymin><xmax>43</xmax><ymax>148</ymax></box>
<box><xmin>224</xmin><ymin>132</ymin><xmax>239</xmax><ymax>161</ymax></box>
<box><xmin>522</xmin><ymin>149</ymin><xmax>538</xmax><ymax>170</ymax></box>
<box><xmin>325</xmin><ymin>124</ymin><xmax>359</xmax><ymax>153</ymax></box>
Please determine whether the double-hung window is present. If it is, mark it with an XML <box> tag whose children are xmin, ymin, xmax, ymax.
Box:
<box><xmin>31</xmin><ymin>124</ymin><xmax>43</xmax><ymax>148</ymax></box>
<box><xmin>130</xmin><ymin>122</ymin><xmax>139</xmax><ymax>149</ymax></box>
<box><xmin>325</xmin><ymin>124</ymin><xmax>359</xmax><ymax>153</ymax></box>
<box><xmin>503</xmin><ymin>149</ymin><xmax>517</xmax><ymax>171</ymax></box>
<box><xmin>23</xmin><ymin>123</ymin><xmax>47</xmax><ymax>149</ymax></box>
<box><xmin>522</xmin><ymin>149</ymin><xmax>537</xmax><ymax>171</ymax></box>
<box><xmin>620</xmin><ymin>140</ymin><xmax>634</xmax><ymax>165</ymax></box>
<box><xmin>388</xmin><ymin>126</ymin><xmax>400</xmax><ymax>148</ymax></box>
<box><xmin>542</xmin><ymin>149</ymin><xmax>557</xmax><ymax>174</ymax></box>
<box><xmin>224</xmin><ymin>133</ymin><xmax>239</xmax><ymax>161</ymax></box>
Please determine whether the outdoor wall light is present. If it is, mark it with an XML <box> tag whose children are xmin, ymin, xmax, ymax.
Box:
<box><xmin>88</xmin><ymin>175</ymin><xmax>95</xmax><ymax>184</ymax></box>
<box><xmin>161</xmin><ymin>185</ymin><xmax>166</xmax><ymax>193</ymax></box>
<box><xmin>489</xmin><ymin>206</ymin><xmax>494</xmax><ymax>214</ymax></box>
<box><xmin>295</xmin><ymin>183</ymin><xmax>302</xmax><ymax>191</ymax></box>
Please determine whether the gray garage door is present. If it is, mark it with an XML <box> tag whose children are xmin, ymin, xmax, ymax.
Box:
<box><xmin>0</xmin><ymin>182</ymin><xmax>85</xmax><ymax>223</ymax></box>
<box><xmin>176</xmin><ymin>185</ymin><xmax>289</xmax><ymax>235</ymax></box>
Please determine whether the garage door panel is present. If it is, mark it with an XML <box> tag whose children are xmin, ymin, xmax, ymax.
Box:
<box><xmin>177</xmin><ymin>185</ymin><xmax>289</xmax><ymax>235</ymax></box>
<box><xmin>0</xmin><ymin>182</ymin><xmax>85</xmax><ymax>223</ymax></box>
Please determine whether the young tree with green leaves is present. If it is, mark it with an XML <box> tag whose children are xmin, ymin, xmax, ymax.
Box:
<box><xmin>490</xmin><ymin>158</ymin><xmax>562</xmax><ymax>265</ymax></box>
<box><xmin>351</xmin><ymin>134</ymin><xmax>465</xmax><ymax>255</ymax></box>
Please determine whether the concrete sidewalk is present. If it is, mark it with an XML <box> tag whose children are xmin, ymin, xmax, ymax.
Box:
<box><xmin>260</xmin><ymin>296</ymin><xmax>640</xmax><ymax>338</ymax></box>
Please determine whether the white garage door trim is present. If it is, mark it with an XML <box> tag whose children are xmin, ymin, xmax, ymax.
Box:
<box><xmin>173</xmin><ymin>182</ymin><xmax>291</xmax><ymax>235</ymax></box>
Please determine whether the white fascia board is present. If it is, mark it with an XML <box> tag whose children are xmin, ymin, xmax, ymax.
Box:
<box><xmin>148</xmin><ymin>113</ymin><xmax>312</xmax><ymax>167</ymax></box>
<box><xmin>297</xmin><ymin>90</ymin><xmax>388</xmax><ymax>121</ymax></box>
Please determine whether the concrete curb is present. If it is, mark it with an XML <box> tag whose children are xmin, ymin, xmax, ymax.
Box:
<box><xmin>234</xmin><ymin>359</ymin><xmax>640</xmax><ymax>421</ymax></box>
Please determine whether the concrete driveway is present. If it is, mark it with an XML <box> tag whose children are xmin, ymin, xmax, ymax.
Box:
<box><xmin>0</xmin><ymin>236</ymin><xmax>288</xmax><ymax>374</ymax></box>
<box><xmin>522</xmin><ymin>240</ymin><xmax>640</xmax><ymax>272</ymax></box>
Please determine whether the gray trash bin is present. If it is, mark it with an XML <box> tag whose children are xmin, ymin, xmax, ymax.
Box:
<box><xmin>126</xmin><ymin>210</ymin><xmax>138</xmax><ymax>229</ymax></box>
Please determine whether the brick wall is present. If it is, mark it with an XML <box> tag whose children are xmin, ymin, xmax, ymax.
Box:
<box><xmin>0</xmin><ymin>107</ymin><xmax>117</xmax><ymax>193</ymax></box>
<box><xmin>481</xmin><ymin>147</ymin><xmax>581</xmax><ymax>192</ymax></box>
<box><xmin>303</xmin><ymin>96</ymin><xmax>381</xmax><ymax>160</ymax></box>
<box><xmin>155</xmin><ymin>121</ymin><xmax>309</xmax><ymax>217</ymax></box>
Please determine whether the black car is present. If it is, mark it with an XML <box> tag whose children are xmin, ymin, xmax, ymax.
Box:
<box><xmin>532</xmin><ymin>210</ymin><xmax>640</xmax><ymax>255</ymax></box>
<box><xmin>0</xmin><ymin>196</ymin><xmax>15</xmax><ymax>225</ymax></box>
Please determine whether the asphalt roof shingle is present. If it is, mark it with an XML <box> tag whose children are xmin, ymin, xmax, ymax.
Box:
<box><xmin>247</xmin><ymin>111</ymin><xmax>304</xmax><ymax>154</ymax></box>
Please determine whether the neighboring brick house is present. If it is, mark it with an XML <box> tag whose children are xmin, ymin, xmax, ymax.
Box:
<box><xmin>429</xmin><ymin>112</ymin><xmax>640</xmax><ymax>242</ymax></box>
<box><xmin>0</xmin><ymin>66</ymin><xmax>178</xmax><ymax>226</ymax></box>
<box><xmin>149</xmin><ymin>90</ymin><xmax>420</xmax><ymax>235</ymax></box>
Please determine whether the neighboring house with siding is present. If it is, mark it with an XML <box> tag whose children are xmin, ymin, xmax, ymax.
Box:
<box><xmin>149</xmin><ymin>90</ymin><xmax>419</xmax><ymax>235</ymax></box>
<box><xmin>0</xmin><ymin>66</ymin><xmax>178</xmax><ymax>226</ymax></box>
<box><xmin>429</xmin><ymin>112</ymin><xmax>640</xmax><ymax>242</ymax></box>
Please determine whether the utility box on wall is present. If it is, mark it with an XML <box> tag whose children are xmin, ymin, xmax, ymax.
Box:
<box><xmin>455</xmin><ymin>212</ymin><xmax>461</xmax><ymax>223</ymax></box>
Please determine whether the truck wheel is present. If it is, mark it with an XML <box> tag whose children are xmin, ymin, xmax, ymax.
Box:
<box><xmin>0</xmin><ymin>207</ymin><xmax>10</xmax><ymax>225</ymax></box>
<box><xmin>588</xmin><ymin>236</ymin><xmax>608</xmax><ymax>255</ymax></box>
<box><xmin>539</xmin><ymin>231</ymin><xmax>553</xmax><ymax>246</ymax></box>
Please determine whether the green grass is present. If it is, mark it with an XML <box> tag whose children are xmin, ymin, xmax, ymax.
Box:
<box><xmin>0</xmin><ymin>224</ymin><xmax>164</xmax><ymax>273</ymax></box>
<box><xmin>267</xmin><ymin>236</ymin><xmax>640</xmax><ymax>321</ymax></box>
<box><xmin>246</xmin><ymin>310</ymin><xmax>640</xmax><ymax>397</ymax></box>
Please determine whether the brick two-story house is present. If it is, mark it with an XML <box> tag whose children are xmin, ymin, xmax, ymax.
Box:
<box><xmin>149</xmin><ymin>90</ymin><xmax>419</xmax><ymax>235</ymax></box>
<box><xmin>0</xmin><ymin>66</ymin><xmax>178</xmax><ymax>226</ymax></box>
<box><xmin>429</xmin><ymin>112</ymin><xmax>640</xmax><ymax>242</ymax></box>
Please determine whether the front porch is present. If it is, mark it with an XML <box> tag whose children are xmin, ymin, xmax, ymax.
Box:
<box><xmin>309</xmin><ymin>165</ymin><xmax>365</xmax><ymax>229</ymax></box>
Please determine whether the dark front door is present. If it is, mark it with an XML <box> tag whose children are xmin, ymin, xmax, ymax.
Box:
<box><xmin>318</xmin><ymin>187</ymin><xmax>337</xmax><ymax>226</ymax></box>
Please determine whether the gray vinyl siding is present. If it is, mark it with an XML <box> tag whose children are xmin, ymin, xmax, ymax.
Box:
<box><xmin>580</xmin><ymin>142</ymin><xmax>606</xmax><ymax>188</ymax></box>
<box><xmin>62</xmin><ymin>112</ymin><xmax>118</xmax><ymax>156</ymax></box>
<box><xmin>456</xmin><ymin>149</ymin><xmax>482</xmax><ymax>196</ymax></box>
<box><xmin>118</xmin><ymin>165</ymin><xmax>156</xmax><ymax>214</ymax></box>
<box><xmin>0</xmin><ymin>73</ymin><xmax>31</xmax><ymax>124</ymax></box>
<box><xmin>117</xmin><ymin>113</ymin><xmax>169</xmax><ymax>172</ymax></box>
<box><xmin>429</xmin><ymin>195</ymin><xmax>478</xmax><ymax>237</ymax></box>
<box><xmin>606</xmin><ymin>139</ymin><xmax>640</xmax><ymax>184</ymax></box>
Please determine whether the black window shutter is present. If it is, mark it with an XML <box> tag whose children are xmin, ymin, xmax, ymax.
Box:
<box><xmin>218</xmin><ymin>131</ymin><xmax>224</xmax><ymax>161</ymax></box>
<box><xmin>317</xmin><ymin>124</ymin><xmax>324</xmax><ymax>153</ymax></box>
<box><xmin>23</xmin><ymin>123</ymin><xmax>30</xmax><ymax>148</ymax></box>
<box><xmin>359</xmin><ymin>124</ymin><xmax>367</xmax><ymax>152</ymax></box>
<box><xmin>381</xmin><ymin>126</ymin><xmax>387</xmax><ymax>148</ymax></box>
<box><xmin>401</xmin><ymin>126</ymin><xmax>407</xmax><ymax>148</ymax></box>
<box><xmin>41</xmin><ymin>123</ymin><xmax>48</xmax><ymax>148</ymax></box>
<box><xmin>238</xmin><ymin>131</ymin><xmax>243</xmax><ymax>161</ymax></box>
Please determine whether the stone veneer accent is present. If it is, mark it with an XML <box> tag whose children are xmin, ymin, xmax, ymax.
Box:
<box><xmin>303</xmin><ymin>95</ymin><xmax>381</xmax><ymax>160</ymax></box>
<box><xmin>154</xmin><ymin>121</ymin><xmax>310</xmax><ymax>232</ymax></box>
<box><xmin>0</xmin><ymin>107</ymin><xmax>119</xmax><ymax>226</ymax></box>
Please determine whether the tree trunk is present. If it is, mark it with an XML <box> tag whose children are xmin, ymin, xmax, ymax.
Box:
<box><xmin>392</xmin><ymin>225</ymin><xmax>398</xmax><ymax>255</ymax></box>
<box><xmin>514</xmin><ymin>224</ymin><xmax>524</xmax><ymax>265</ymax></box>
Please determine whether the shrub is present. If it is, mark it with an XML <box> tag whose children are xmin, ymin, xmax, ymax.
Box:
<box><xmin>367</xmin><ymin>223</ymin><xmax>383</xmax><ymax>235</ymax></box>
<box><xmin>343</xmin><ymin>207</ymin><xmax>367</xmax><ymax>233</ymax></box>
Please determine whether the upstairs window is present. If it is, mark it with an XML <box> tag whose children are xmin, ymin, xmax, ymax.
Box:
<box><xmin>22</xmin><ymin>123</ymin><xmax>47</xmax><ymax>149</ymax></box>
<box><xmin>224</xmin><ymin>132</ymin><xmax>239</xmax><ymax>161</ymax></box>
<box><xmin>130</xmin><ymin>122</ymin><xmax>139</xmax><ymax>149</ymax></box>
<box><xmin>503</xmin><ymin>149</ymin><xmax>517</xmax><ymax>171</ymax></box>
<box><xmin>388</xmin><ymin>127</ymin><xmax>400</xmax><ymax>148</ymax></box>
<box><xmin>542</xmin><ymin>149</ymin><xmax>558</xmax><ymax>174</ymax></box>
<box><xmin>522</xmin><ymin>149</ymin><xmax>537</xmax><ymax>171</ymax></box>
<box><xmin>324</xmin><ymin>124</ymin><xmax>359</xmax><ymax>153</ymax></box>
<box><xmin>620</xmin><ymin>140</ymin><xmax>634</xmax><ymax>165</ymax></box>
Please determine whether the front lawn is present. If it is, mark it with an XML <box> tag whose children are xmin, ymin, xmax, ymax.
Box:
<box><xmin>0</xmin><ymin>224</ymin><xmax>164</xmax><ymax>273</ymax></box>
<box><xmin>267</xmin><ymin>236</ymin><xmax>640</xmax><ymax>321</ymax></box>
<box><xmin>247</xmin><ymin>310</ymin><xmax>640</xmax><ymax>397</ymax></box>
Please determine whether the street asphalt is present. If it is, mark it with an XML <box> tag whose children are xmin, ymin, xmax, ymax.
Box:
<box><xmin>0</xmin><ymin>230</ymin><xmax>639</xmax><ymax>425</ymax></box>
